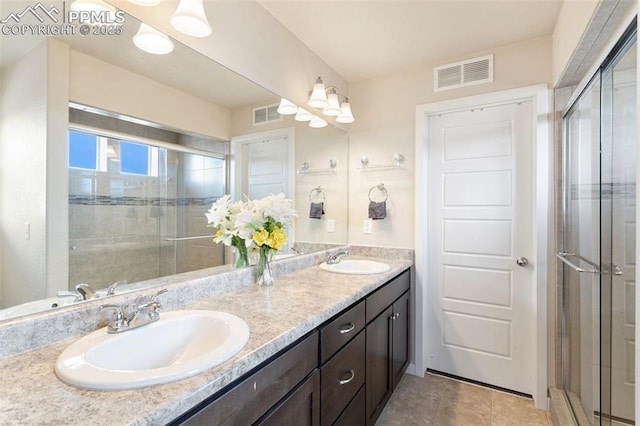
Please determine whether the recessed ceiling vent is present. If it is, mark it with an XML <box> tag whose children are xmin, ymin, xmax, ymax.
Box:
<box><xmin>253</xmin><ymin>104</ymin><xmax>282</xmax><ymax>126</ymax></box>
<box><xmin>434</xmin><ymin>54</ymin><xmax>493</xmax><ymax>92</ymax></box>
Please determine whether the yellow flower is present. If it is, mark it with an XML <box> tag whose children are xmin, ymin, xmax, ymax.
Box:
<box><xmin>253</xmin><ymin>229</ymin><xmax>269</xmax><ymax>246</ymax></box>
<box><xmin>267</xmin><ymin>228</ymin><xmax>288</xmax><ymax>250</ymax></box>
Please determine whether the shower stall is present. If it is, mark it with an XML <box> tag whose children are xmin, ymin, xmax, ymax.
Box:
<box><xmin>559</xmin><ymin>24</ymin><xmax>637</xmax><ymax>425</ymax></box>
<box><xmin>68</xmin><ymin>128</ymin><xmax>227</xmax><ymax>290</ymax></box>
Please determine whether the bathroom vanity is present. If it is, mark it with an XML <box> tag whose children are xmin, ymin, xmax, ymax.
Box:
<box><xmin>172</xmin><ymin>268</ymin><xmax>410</xmax><ymax>426</ymax></box>
<box><xmin>0</xmin><ymin>248</ymin><xmax>413</xmax><ymax>425</ymax></box>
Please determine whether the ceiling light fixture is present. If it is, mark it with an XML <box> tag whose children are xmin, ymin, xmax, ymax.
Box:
<box><xmin>133</xmin><ymin>23</ymin><xmax>174</xmax><ymax>55</ymax></box>
<box><xmin>307</xmin><ymin>76</ymin><xmax>355</xmax><ymax>124</ymax></box>
<box><xmin>170</xmin><ymin>0</ymin><xmax>212</xmax><ymax>38</ymax></box>
<box><xmin>277</xmin><ymin>98</ymin><xmax>298</xmax><ymax>115</ymax></box>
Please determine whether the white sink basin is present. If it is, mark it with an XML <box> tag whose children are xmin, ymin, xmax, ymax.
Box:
<box><xmin>0</xmin><ymin>296</ymin><xmax>77</xmax><ymax>320</ymax></box>
<box><xmin>55</xmin><ymin>310</ymin><xmax>250</xmax><ymax>390</ymax></box>
<box><xmin>319</xmin><ymin>259</ymin><xmax>391</xmax><ymax>275</ymax></box>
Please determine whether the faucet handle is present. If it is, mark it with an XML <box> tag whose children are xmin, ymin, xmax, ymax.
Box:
<box><xmin>107</xmin><ymin>280</ymin><xmax>127</xmax><ymax>296</ymax></box>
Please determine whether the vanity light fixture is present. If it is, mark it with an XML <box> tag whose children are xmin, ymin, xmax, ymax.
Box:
<box><xmin>277</xmin><ymin>98</ymin><xmax>298</xmax><ymax>115</ymax></box>
<box><xmin>170</xmin><ymin>0</ymin><xmax>212</xmax><ymax>38</ymax></box>
<box><xmin>133</xmin><ymin>23</ymin><xmax>174</xmax><ymax>55</ymax></box>
<box><xmin>294</xmin><ymin>107</ymin><xmax>313</xmax><ymax>122</ymax></box>
<box><xmin>309</xmin><ymin>115</ymin><xmax>328</xmax><ymax>129</ymax></box>
<box><xmin>307</xmin><ymin>76</ymin><xmax>356</xmax><ymax>123</ymax></box>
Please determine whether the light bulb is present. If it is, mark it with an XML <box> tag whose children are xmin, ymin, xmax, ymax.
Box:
<box><xmin>133</xmin><ymin>23</ymin><xmax>174</xmax><ymax>55</ymax></box>
<box><xmin>171</xmin><ymin>0</ymin><xmax>212</xmax><ymax>37</ymax></box>
<box><xmin>70</xmin><ymin>0</ymin><xmax>116</xmax><ymax>21</ymax></box>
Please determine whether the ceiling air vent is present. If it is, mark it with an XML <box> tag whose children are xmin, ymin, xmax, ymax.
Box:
<box><xmin>434</xmin><ymin>54</ymin><xmax>493</xmax><ymax>92</ymax></box>
<box><xmin>253</xmin><ymin>103</ymin><xmax>282</xmax><ymax>126</ymax></box>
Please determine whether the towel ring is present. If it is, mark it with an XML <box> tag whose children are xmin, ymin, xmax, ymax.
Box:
<box><xmin>368</xmin><ymin>183</ymin><xmax>388</xmax><ymax>202</ymax></box>
<box><xmin>309</xmin><ymin>186</ymin><xmax>326</xmax><ymax>202</ymax></box>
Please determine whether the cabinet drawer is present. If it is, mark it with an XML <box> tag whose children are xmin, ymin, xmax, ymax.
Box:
<box><xmin>320</xmin><ymin>300</ymin><xmax>365</xmax><ymax>363</ymax></box>
<box><xmin>333</xmin><ymin>385</ymin><xmax>365</xmax><ymax>426</ymax></box>
<box><xmin>366</xmin><ymin>268</ymin><xmax>410</xmax><ymax>323</ymax></box>
<box><xmin>178</xmin><ymin>332</ymin><xmax>319</xmax><ymax>426</ymax></box>
<box><xmin>320</xmin><ymin>330</ymin><xmax>366</xmax><ymax>426</ymax></box>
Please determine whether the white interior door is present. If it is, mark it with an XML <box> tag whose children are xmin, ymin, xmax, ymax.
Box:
<box><xmin>242</xmin><ymin>136</ymin><xmax>289</xmax><ymax>199</ymax></box>
<box><xmin>427</xmin><ymin>100</ymin><xmax>536</xmax><ymax>395</ymax></box>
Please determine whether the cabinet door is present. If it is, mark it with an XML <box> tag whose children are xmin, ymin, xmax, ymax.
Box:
<box><xmin>392</xmin><ymin>291</ymin><xmax>410</xmax><ymax>389</ymax></box>
<box><xmin>365</xmin><ymin>305</ymin><xmax>393</xmax><ymax>426</ymax></box>
<box><xmin>256</xmin><ymin>370</ymin><xmax>320</xmax><ymax>426</ymax></box>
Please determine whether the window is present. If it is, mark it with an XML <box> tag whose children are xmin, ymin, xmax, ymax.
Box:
<box><xmin>68</xmin><ymin>130</ymin><xmax>159</xmax><ymax>176</ymax></box>
<box><xmin>69</xmin><ymin>130</ymin><xmax>98</xmax><ymax>170</ymax></box>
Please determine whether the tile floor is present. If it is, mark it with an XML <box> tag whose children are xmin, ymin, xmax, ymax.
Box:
<box><xmin>377</xmin><ymin>372</ymin><xmax>551</xmax><ymax>426</ymax></box>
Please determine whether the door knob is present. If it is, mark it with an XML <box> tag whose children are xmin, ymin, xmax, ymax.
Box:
<box><xmin>516</xmin><ymin>257</ymin><xmax>529</xmax><ymax>267</ymax></box>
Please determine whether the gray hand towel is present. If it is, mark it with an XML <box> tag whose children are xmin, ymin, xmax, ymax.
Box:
<box><xmin>309</xmin><ymin>202</ymin><xmax>325</xmax><ymax>219</ymax></box>
<box><xmin>368</xmin><ymin>201</ymin><xmax>386</xmax><ymax>220</ymax></box>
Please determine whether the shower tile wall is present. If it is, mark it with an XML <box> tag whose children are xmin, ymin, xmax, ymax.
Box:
<box><xmin>68</xmin><ymin>149</ymin><xmax>179</xmax><ymax>289</ymax></box>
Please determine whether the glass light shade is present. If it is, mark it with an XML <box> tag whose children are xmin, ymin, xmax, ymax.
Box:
<box><xmin>294</xmin><ymin>107</ymin><xmax>313</xmax><ymax>122</ymax></box>
<box><xmin>309</xmin><ymin>116</ymin><xmax>328</xmax><ymax>128</ymax></box>
<box><xmin>308</xmin><ymin>78</ymin><xmax>328</xmax><ymax>108</ymax></box>
<box><xmin>322</xmin><ymin>92</ymin><xmax>342</xmax><ymax>116</ymax></box>
<box><xmin>128</xmin><ymin>0</ymin><xmax>160</xmax><ymax>5</ymax></box>
<box><xmin>170</xmin><ymin>0</ymin><xmax>212</xmax><ymax>38</ymax></box>
<box><xmin>336</xmin><ymin>101</ymin><xmax>355</xmax><ymax>124</ymax></box>
<box><xmin>133</xmin><ymin>23</ymin><xmax>174</xmax><ymax>55</ymax></box>
<box><xmin>277</xmin><ymin>98</ymin><xmax>298</xmax><ymax>115</ymax></box>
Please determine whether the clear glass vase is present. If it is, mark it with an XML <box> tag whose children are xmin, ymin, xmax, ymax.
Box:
<box><xmin>233</xmin><ymin>241</ymin><xmax>249</xmax><ymax>268</ymax></box>
<box><xmin>256</xmin><ymin>247</ymin><xmax>275</xmax><ymax>286</ymax></box>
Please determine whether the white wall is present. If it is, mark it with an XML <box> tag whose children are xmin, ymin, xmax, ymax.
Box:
<box><xmin>69</xmin><ymin>50</ymin><xmax>231</xmax><ymax>140</ymax></box>
<box><xmin>0</xmin><ymin>39</ymin><xmax>69</xmax><ymax>307</ymax></box>
<box><xmin>348</xmin><ymin>36</ymin><xmax>553</xmax><ymax>248</ymax></box>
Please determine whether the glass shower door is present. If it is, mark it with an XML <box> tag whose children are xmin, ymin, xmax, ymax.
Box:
<box><xmin>600</xmin><ymin>33</ymin><xmax>636</xmax><ymax>425</ymax></box>
<box><xmin>561</xmin><ymin>27</ymin><xmax>636</xmax><ymax>426</ymax></box>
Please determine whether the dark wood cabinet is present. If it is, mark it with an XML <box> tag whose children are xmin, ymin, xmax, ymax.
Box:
<box><xmin>174</xmin><ymin>332</ymin><xmax>319</xmax><ymax>426</ymax></box>
<box><xmin>256</xmin><ymin>370</ymin><xmax>320</xmax><ymax>426</ymax></box>
<box><xmin>365</xmin><ymin>269</ymin><xmax>411</xmax><ymax>426</ymax></box>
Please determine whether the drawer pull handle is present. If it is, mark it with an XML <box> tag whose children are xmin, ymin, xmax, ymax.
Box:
<box><xmin>339</xmin><ymin>369</ymin><xmax>355</xmax><ymax>385</ymax></box>
<box><xmin>339</xmin><ymin>323</ymin><xmax>355</xmax><ymax>334</ymax></box>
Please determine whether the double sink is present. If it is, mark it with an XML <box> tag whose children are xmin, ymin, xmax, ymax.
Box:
<box><xmin>54</xmin><ymin>258</ymin><xmax>389</xmax><ymax>391</ymax></box>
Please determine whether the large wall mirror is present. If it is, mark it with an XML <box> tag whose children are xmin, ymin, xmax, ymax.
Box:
<box><xmin>0</xmin><ymin>7</ymin><xmax>348</xmax><ymax>321</ymax></box>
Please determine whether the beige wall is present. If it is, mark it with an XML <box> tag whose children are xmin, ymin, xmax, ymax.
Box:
<box><xmin>68</xmin><ymin>50</ymin><xmax>231</xmax><ymax>141</ymax></box>
<box><xmin>348</xmin><ymin>36</ymin><xmax>553</xmax><ymax>248</ymax></box>
<box><xmin>0</xmin><ymin>39</ymin><xmax>69</xmax><ymax>307</ymax></box>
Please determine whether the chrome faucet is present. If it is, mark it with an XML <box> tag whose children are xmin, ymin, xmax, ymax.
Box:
<box><xmin>326</xmin><ymin>250</ymin><xmax>350</xmax><ymax>264</ymax></box>
<box><xmin>100</xmin><ymin>289</ymin><xmax>168</xmax><ymax>334</ymax></box>
<box><xmin>57</xmin><ymin>283</ymin><xmax>99</xmax><ymax>302</ymax></box>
